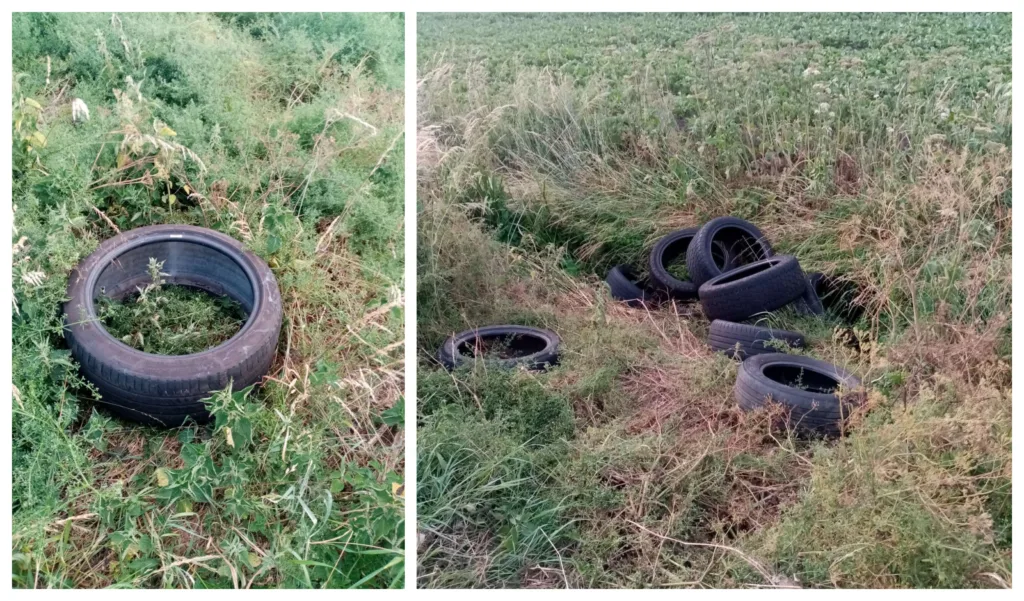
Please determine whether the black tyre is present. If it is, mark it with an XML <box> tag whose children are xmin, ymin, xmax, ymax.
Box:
<box><xmin>648</xmin><ymin>227</ymin><xmax>728</xmax><ymax>301</ymax></box>
<box><xmin>734</xmin><ymin>353</ymin><xmax>863</xmax><ymax>435</ymax></box>
<box><xmin>64</xmin><ymin>224</ymin><xmax>283</xmax><ymax>427</ymax></box>
<box><xmin>708</xmin><ymin>320</ymin><xmax>805</xmax><ymax>359</ymax></box>
<box><xmin>606</xmin><ymin>265</ymin><xmax>659</xmax><ymax>307</ymax></box>
<box><xmin>793</xmin><ymin>272</ymin><xmax>825</xmax><ymax>316</ymax></box>
<box><xmin>698</xmin><ymin>255</ymin><xmax>807</xmax><ymax>322</ymax></box>
<box><xmin>686</xmin><ymin>216</ymin><xmax>774</xmax><ymax>287</ymax></box>
<box><xmin>438</xmin><ymin>325</ymin><xmax>560</xmax><ymax>371</ymax></box>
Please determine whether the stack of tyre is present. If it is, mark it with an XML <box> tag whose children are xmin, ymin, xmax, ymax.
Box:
<box><xmin>607</xmin><ymin>217</ymin><xmax>863</xmax><ymax>436</ymax></box>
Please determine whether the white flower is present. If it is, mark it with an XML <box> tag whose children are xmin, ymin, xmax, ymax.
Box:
<box><xmin>803</xmin><ymin>66</ymin><xmax>820</xmax><ymax>78</ymax></box>
<box><xmin>814</xmin><ymin>102</ymin><xmax>830</xmax><ymax>115</ymax></box>
<box><xmin>72</xmin><ymin>98</ymin><xmax>90</xmax><ymax>124</ymax></box>
<box><xmin>22</xmin><ymin>271</ymin><xmax>46</xmax><ymax>287</ymax></box>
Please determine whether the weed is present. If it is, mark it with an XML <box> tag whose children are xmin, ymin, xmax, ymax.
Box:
<box><xmin>97</xmin><ymin>258</ymin><xmax>247</xmax><ymax>355</ymax></box>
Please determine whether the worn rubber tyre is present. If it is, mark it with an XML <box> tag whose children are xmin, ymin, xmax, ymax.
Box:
<box><xmin>698</xmin><ymin>255</ymin><xmax>807</xmax><ymax>322</ymax></box>
<box><xmin>438</xmin><ymin>325</ymin><xmax>560</xmax><ymax>371</ymax></box>
<box><xmin>793</xmin><ymin>272</ymin><xmax>826</xmax><ymax>316</ymax></box>
<box><xmin>606</xmin><ymin>265</ymin><xmax>659</xmax><ymax>307</ymax></box>
<box><xmin>64</xmin><ymin>224</ymin><xmax>283</xmax><ymax>427</ymax></box>
<box><xmin>734</xmin><ymin>353</ymin><xmax>863</xmax><ymax>435</ymax></box>
<box><xmin>708</xmin><ymin>320</ymin><xmax>805</xmax><ymax>359</ymax></box>
<box><xmin>648</xmin><ymin>227</ymin><xmax>717</xmax><ymax>301</ymax></box>
<box><xmin>686</xmin><ymin>217</ymin><xmax>774</xmax><ymax>287</ymax></box>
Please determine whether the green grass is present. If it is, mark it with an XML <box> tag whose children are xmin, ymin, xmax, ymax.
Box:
<box><xmin>13</xmin><ymin>12</ymin><xmax>404</xmax><ymax>588</ymax></box>
<box><xmin>417</xmin><ymin>13</ymin><xmax>1011</xmax><ymax>588</ymax></box>
<box><xmin>97</xmin><ymin>258</ymin><xmax>248</xmax><ymax>355</ymax></box>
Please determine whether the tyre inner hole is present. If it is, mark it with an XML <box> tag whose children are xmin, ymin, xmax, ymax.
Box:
<box><xmin>661</xmin><ymin>236</ymin><xmax>693</xmax><ymax>280</ymax></box>
<box><xmin>662</xmin><ymin>237</ymin><xmax>731</xmax><ymax>280</ymax></box>
<box><xmin>458</xmin><ymin>333</ymin><xmax>547</xmax><ymax>359</ymax></box>
<box><xmin>712</xmin><ymin>226</ymin><xmax>769</xmax><ymax>265</ymax></box>
<box><xmin>713</xmin><ymin>258</ymin><xmax>776</xmax><ymax>284</ymax></box>
<box><xmin>92</xmin><ymin>240</ymin><xmax>254</xmax><ymax>355</ymax></box>
<box><xmin>762</xmin><ymin>365</ymin><xmax>840</xmax><ymax>394</ymax></box>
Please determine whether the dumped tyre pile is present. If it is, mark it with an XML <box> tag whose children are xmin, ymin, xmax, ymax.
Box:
<box><xmin>609</xmin><ymin>216</ymin><xmax>865</xmax><ymax>435</ymax></box>
<box><xmin>436</xmin><ymin>215</ymin><xmax>866</xmax><ymax>437</ymax></box>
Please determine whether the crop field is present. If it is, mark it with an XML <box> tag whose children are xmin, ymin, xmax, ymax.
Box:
<box><xmin>417</xmin><ymin>13</ymin><xmax>1011</xmax><ymax>588</ymax></box>
<box><xmin>12</xmin><ymin>13</ymin><xmax>405</xmax><ymax>588</ymax></box>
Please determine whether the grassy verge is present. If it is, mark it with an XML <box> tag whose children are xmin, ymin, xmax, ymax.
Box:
<box><xmin>13</xmin><ymin>13</ymin><xmax>405</xmax><ymax>588</ymax></box>
<box><xmin>416</xmin><ymin>13</ymin><xmax>1011</xmax><ymax>588</ymax></box>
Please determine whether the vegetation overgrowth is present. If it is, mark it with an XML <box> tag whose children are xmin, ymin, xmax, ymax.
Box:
<box><xmin>13</xmin><ymin>12</ymin><xmax>405</xmax><ymax>588</ymax></box>
<box><xmin>417</xmin><ymin>13</ymin><xmax>1011</xmax><ymax>588</ymax></box>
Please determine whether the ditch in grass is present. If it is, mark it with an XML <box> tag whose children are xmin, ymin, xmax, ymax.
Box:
<box><xmin>457</xmin><ymin>334</ymin><xmax>547</xmax><ymax>360</ymax></box>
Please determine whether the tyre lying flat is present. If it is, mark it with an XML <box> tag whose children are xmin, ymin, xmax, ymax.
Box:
<box><xmin>734</xmin><ymin>353</ymin><xmax>863</xmax><ymax>435</ymax></box>
<box><xmin>64</xmin><ymin>224</ymin><xmax>282</xmax><ymax>427</ymax></box>
<box><xmin>438</xmin><ymin>325</ymin><xmax>561</xmax><ymax>371</ymax></box>
<box><xmin>698</xmin><ymin>255</ymin><xmax>807</xmax><ymax>322</ymax></box>
<box><xmin>708</xmin><ymin>320</ymin><xmax>805</xmax><ymax>359</ymax></box>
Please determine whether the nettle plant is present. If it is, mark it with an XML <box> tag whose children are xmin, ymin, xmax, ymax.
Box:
<box><xmin>92</xmin><ymin>76</ymin><xmax>207</xmax><ymax>221</ymax></box>
<box><xmin>81</xmin><ymin>382</ymin><xmax>404</xmax><ymax>588</ymax></box>
<box><xmin>12</xmin><ymin>77</ymin><xmax>47</xmax><ymax>171</ymax></box>
<box><xmin>152</xmin><ymin>384</ymin><xmax>262</xmax><ymax>507</ymax></box>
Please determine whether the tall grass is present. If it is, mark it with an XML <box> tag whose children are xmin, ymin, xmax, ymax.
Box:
<box><xmin>12</xmin><ymin>12</ymin><xmax>404</xmax><ymax>588</ymax></box>
<box><xmin>417</xmin><ymin>13</ymin><xmax>1010</xmax><ymax>588</ymax></box>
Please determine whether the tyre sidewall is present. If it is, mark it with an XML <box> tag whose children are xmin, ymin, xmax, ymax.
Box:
<box><xmin>687</xmin><ymin>217</ymin><xmax>774</xmax><ymax>286</ymax></box>
<box><xmin>735</xmin><ymin>353</ymin><xmax>862</xmax><ymax>431</ymax></box>
<box><xmin>606</xmin><ymin>265</ymin><xmax>651</xmax><ymax>306</ymax></box>
<box><xmin>698</xmin><ymin>255</ymin><xmax>805</xmax><ymax>321</ymax></box>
